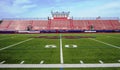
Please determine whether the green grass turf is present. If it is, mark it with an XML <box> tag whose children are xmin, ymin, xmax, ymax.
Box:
<box><xmin>62</xmin><ymin>33</ymin><xmax>120</xmax><ymax>63</ymax></box>
<box><xmin>0</xmin><ymin>35</ymin><xmax>29</xmax><ymax>48</ymax></box>
<box><xmin>0</xmin><ymin>33</ymin><xmax>120</xmax><ymax>65</ymax></box>
<box><xmin>64</xmin><ymin>68</ymin><xmax>120</xmax><ymax>70</ymax></box>
<box><xmin>0</xmin><ymin>34</ymin><xmax>60</xmax><ymax>64</ymax></box>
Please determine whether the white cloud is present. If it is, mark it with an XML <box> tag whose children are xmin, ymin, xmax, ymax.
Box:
<box><xmin>69</xmin><ymin>1</ymin><xmax>120</xmax><ymax>17</ymax></box>
<box><xmin>88</xmin><ymin>2</ymin><xmax>120</xmax><ymax>16</ymax></box>
<box><xmin>55</xmin><ymin>0</ymin><xmax>61</xmax><ymax>3</ymax></box>
<box><xmin>0</xmin><ymin>0</ymin><xmax>120</xmax><ymax>18</ymax></box>
<box><xmin>0</xmin><ymin>0</ymin><xmax>37</xmax><ymax>15</ymax></box>
<box><xmin>13</xmin><ymin>0</ymin><xmax>31</xmax><ymax>6</ymax></box>
<box><xmin>22</xmin><ymin>4</ymin><xmax>37</xmax><ymax>9</ymax></box>
<box><xmin>26</xmin><ymin>1</ymin><xmax>120</xmax><ymax>17</ymax></box>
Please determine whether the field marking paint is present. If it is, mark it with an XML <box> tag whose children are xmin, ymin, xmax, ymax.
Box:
<box><xmin>60</xmin><ymin>34</ymin><xmax>64</xmax><ymax>64</ymax></box>
<box><xmin>73</xmin><ymin>45</ymin><xmax>77</xmax><ymax>48</ymax></box>
<box><xmin>118</xmin><ymin>60</ymin><xmax>120</xmax><ymax>62</ymax></box>
<box><xmin>45</xmin><ymin>45</ymin><xmax>56</xmax><ymax>48</ymax></box>
<box><xmin>0</xmin><ymin>64</ymin><xmax>120</xmax><ymax>68</ymax></box>
<box><xmin>65</xmin><ymin>45</ymin><xmax>77</xmax><ymax>48</ymax></box>
<box><xmin>40</xmin><ymin>61</ymin><xmax>44</xmax><ymax>64</ymax></box>
<box><xmin>65</xmin><ymin>45</ymin><xmax>69</xmax><ymax>48</ymax></box>
<box><xmin>80</xmin><ymin>60</ymin><xmax>84</xmax><ymax>64</ymax></box>
<box><xmin>90</xmin><ymin>38</ymin><xmax>120</xmax><ymax>49</ymax></box>
<box><xmin>20</xmin><ymin>61</ymin><xmax>24</xmax><ymax>64</ymax></box>
<box><xmin>99</xmin><ymin>60</ymin><xmax>104</xmax><ymax>64</ymax></box>
<box><xmin>0</xmin><ymin>38</ymin><xmax>33</xmax><ymax>51</ymax></box>
<box><xmin>0</xmin><ymin>61</ymin><xmax>6</xmax><ymax>64</ymax></box>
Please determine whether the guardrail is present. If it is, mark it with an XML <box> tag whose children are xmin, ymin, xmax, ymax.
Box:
<box><xmin>71</xmin><ymin>17</ymin><xmax>119</xmax><ymax>20</ymax></box>
<box><xmin>0</xmin><ymin>18</ymin><xmax>48</xmax><ymax>20</ymax></box>
<box><xmin>0</xmin><ymin>17</ymin><xmax>119</xmax><ymax>20</ymax></box>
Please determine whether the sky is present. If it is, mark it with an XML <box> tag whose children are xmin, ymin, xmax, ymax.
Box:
<box><xmin>0</xmin><ymin>0</ymin><xmax>120</xmax><ymax>18</ymax></box>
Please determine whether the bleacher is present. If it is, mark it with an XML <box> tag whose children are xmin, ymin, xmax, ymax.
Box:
<box><xmin>73</xmin><ymin>20</ymin><xmax>89</xmax><ymax>30</ymax></box>
<box><xmin>0</xmin><ymin>19</ymin><xmax>119</xmax><ymax>31</ymax></box>
<box><xmin>0</xmin><ymin>12</ymin><xmax>120</xmax><ymax>33</ymax></box>
<box><xmin>32</xmin><ymin>20</ymin><xmax>48</xmax><ymax>30</ymax></box>
<box><xmin>0</xmin><ymin>20</ymin><xmax>12</xmax><ymax>30</ymax></box>
<box><xmin>50</xmin><ymin>19</ymin><xmax>70</xmax><ymax>30</ymax></box>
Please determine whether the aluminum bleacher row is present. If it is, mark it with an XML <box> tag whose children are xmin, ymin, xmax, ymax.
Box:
<box><xmin>0</xmin><ymin>18</ymin><xmax>120</xmax><ymax>32</ymax></box>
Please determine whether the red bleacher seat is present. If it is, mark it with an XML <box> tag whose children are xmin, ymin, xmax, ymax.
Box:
<box><xmin>50</xmin><ymin>19</ymin><xmax>70</xmax><ymax>30</ymax></box>
<box><xmin>0</xmin><ymin>19</ymin><xmax>120</xmax><ymax>31</ymax></box>
<box><xmin>32</xmin><ymin>20</ymin><xmax>48</xmax><ymax>30</ymax></box>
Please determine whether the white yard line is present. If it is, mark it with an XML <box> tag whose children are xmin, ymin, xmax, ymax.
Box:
<box><xmin>60</xmin><ymin>34</ymin><xmax>64</xmax><ymax>64</ymax></box>
<box><xmin>0</xmin><ymin>64</ymin><xmax>120</xmax><ymax>68</ymax></box>
<box><xmin>0</xmin><ymin>38</ymin><xmax>33</xmax><ymax>51</ymax></box>
<box><xmin>90</xmin><ymin>38</ymin><xmax>120</xmax><ymax>49</ymax></box>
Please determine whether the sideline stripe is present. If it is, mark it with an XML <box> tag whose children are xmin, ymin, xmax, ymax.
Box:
<box><xmin>0</xmin><ymin>64</ymin><xmax>120</xmax><ymax>68</ymax></box>
<box><xmin>90</xmin><ymin>38</ymin><xmax>120</xmax><ymax>49</ymax></box>
<box><xmin>0</xmin><ymin>38</ymin><xmax>33</xmax><ymax>51</ymax></box>
<box><xmin>60</xmin><ymin>34</ymin><xmax>64</xmax><ymax>64</ymax></box>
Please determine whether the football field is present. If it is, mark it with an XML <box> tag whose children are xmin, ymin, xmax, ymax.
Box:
<box><xmin>0</xmin><ymin>33</ymin><xmax>120</xmax><ymax>70</ymax></box>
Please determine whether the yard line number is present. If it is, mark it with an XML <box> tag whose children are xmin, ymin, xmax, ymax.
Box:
<box><xmin>45</xmin><ymin>45</ymin><xmax>78</xmax><ymax>48</ymax></box>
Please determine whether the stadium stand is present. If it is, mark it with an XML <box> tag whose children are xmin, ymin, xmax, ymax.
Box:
<box><xmin>50</xmin><ymin>19</ymin><xmax>71</xmax><ymax>30</ymax></box>
<box><xmin>32</xmin><ymin>20</ymin><xmax>48</xmax><ymax>30</ymax></box>
<box><xmin>73</xmin><ymin>20</ymin><xmax>89</xmax><ymax>30</ymax></box>
<box><xmin>0</xmin><ymin>12</ymin><xmax>120</xmax><ymax>33</ymax></box>
<box><xmin>0</xmin><ymin>20</ymin><xmax>12</xmax><ymax>30</ymax></box>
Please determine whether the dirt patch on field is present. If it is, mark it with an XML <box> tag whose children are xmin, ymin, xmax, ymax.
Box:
<box><xmin>31</xmin><ymin>36</ymin><xmax>59</xmax><ymax>39</ymax></box>
<box><xmin>63</xmin><ymin>36</ymin><xmax>79</xmax><ymax>39</ymax></box>
<box><xmin>63</xmin><ymin>36</ymin><xmax>96</xmax><ymax>39</ymax></box>
<box><xmin>31</xmin><ymin>36</ymin><xmax>96</xmax><ymax>39</ymax></box>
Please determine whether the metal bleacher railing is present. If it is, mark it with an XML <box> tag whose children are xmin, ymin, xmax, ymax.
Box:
<box><xmin>1</xmin><ymin>17</ymin><xmax>48</xmax><ymax>20</ymax></box>
<box><xmin>71</xmin><ymin>17</ymin><xmax>119</xmax><ymax>20</ymax></box>
<box><xmin>1</xmin><ymin>17</ymin><xmax>119</xmax><ymax>20</ymax></box>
